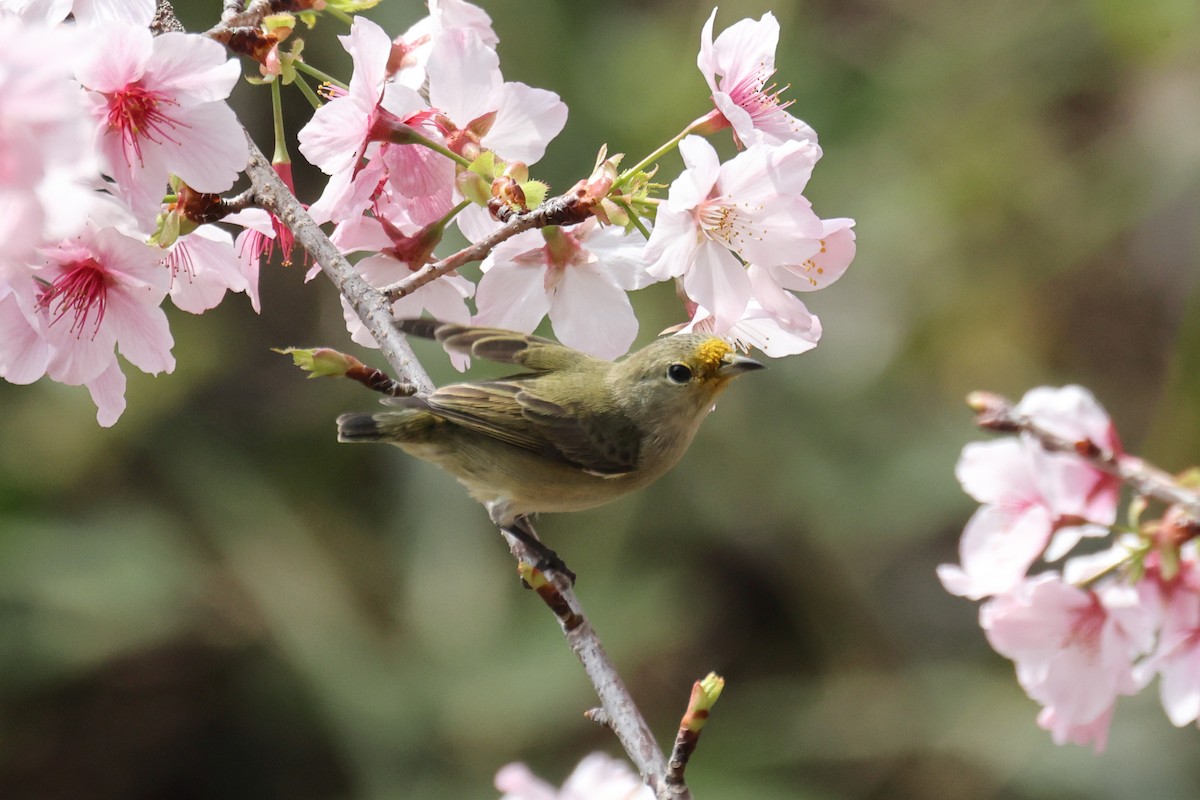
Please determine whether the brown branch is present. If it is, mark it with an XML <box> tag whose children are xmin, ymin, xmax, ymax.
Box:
<box><xmin>380</xmin><ymin>193</ymin><xmax>597</xmax><ymax>301</ymax></box>
<box><xmin>152</xmin><ymin>0</ymin><xmax>184</xmax><ymax>33</ymax></box>
<box><xmin>515</xmin><ymin>555</ymin><xmax>683</xmax><ymax>800</ymax></box>
<box><xmin>968</xmin><ymin>391</ymin><xmax>1200</xmax><ymax>517</ymax></box>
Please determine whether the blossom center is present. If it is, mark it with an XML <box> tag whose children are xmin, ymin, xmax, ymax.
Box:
<box><xmin>106</xmin><ymin>83</ymin><xmax>182</xmax><ymax>165</ymax></box>
<box><xmin>536</xmin><ymin>228</ymin><xmax>586</xmax><ymax>291</ymax></box>
<box><xmin>1062</xmin><ymin>597</ymin><xmax>1106</xmax><ymax>660</ymax></box>
<box><xmin>695</xmin><ymin>196</ymin><xmax>762</xmax><ymax>252</ymax></box>
<box><xmin>39</xmin><ymin>258</ymin><xmax>111</xmax><ymax>338</ymax></box>
<box><xmin>725</xmin><ymin>62</ymin><xmax>792</xmax><ymax>122</ymax></box>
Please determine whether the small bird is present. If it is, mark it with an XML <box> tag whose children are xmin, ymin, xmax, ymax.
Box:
<box><xmin>337</xmin><ymin>319</ymin><xmax>764</xmax><ymax>575</ymax></box>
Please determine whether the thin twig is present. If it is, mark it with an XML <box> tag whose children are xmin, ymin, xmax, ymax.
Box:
<box><xmin>514</xmin><ymin>554</ymin><xmax>681</xmax><ymax>799</ymax></box>
<box><xmin>380</xmin><ymin>193</ymin><xmax>596</xmax><ymax>301</ymax></box>
<box><xmin>969</xmin><ymin>391</ymin><xmax>1200</xmax><ymax>516</ymax></box>
<box><xmin>664</xmin><ymin>674</ymin><xmax>723</xmax><ymax>791</ymax></box>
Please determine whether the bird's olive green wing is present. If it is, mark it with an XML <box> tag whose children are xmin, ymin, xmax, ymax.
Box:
<box><xmin>418</xmin><ymin>380</ymin><xmax>642</xmax><ymax>476</ymax></box>
<box><xmin>396</xmin><ymin>318</ymin><xmax>600</xmax><ymax>372</ymax></box>
<box><xmin>514</xmin><ymin>390</ymin><xmax>643</xmax><ymax>476</ymax></box>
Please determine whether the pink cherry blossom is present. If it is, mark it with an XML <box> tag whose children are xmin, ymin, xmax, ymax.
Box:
<box><xmin>1037</xmin><ymin>704</ymin><xmax>1115</xmax><ymax>752</ymax></box>
<box><xmin>30</xmin><ymin>226</ymin><xmax>173</xmax><ymax>425</ymax></box>
<box><xmin>332</xmin><ymin>215</ymin><xmax>473</xmax><ymax>368</ymax></box>
<box><xmin>226</xmin><ymin>206</ymin><xmax>278</xmax><ymax>309</ymax></box>
<box><xmin>299</xmin><ymin>16</ymin><xmax>433</xmax><ymax>225</ymax></box>
<box><xmin>5</xmin><ymin>0</ymin><xmax>154</xmax><ymax>26</ymax></box>
<box><xmin>681</xmin><ymin>294</ymin><xmax>822</xmax><ymax>358</ymax></box>
<box><xmin>0</xmin><ymin>263</ymin><xmax>51</xmax><ymax>384</ymax></box>
<box><xmin>1136</xmin><ymin>553</ymin><xmax>1200</xmax><ymax>727</ymax></box>
<box><xmin>75</xmin><ymin>23</ymin><xmax>247</xmax><ymax>222</ymax></box>
<box><xmin>938</xmin><ymin>386</ymin><xmax>1121</xmax><ymax>599</ymax></box>
<box><xmin>981</xmin><ymin>573</ymin><xmax>1156</xmax><ymax>748</ymax></box>
<box><xmin>697</xmin><ymin>9</ymin><xmax>819</xmax><ymax>148</ymax></box>
<box><xmin>0</xmin><ymin>18</ymin><xmax>94</xmax><ymax>265</ymax></box>
<box><xmin>495</xmin><ymin>752</ymin><xmax>652</xmax><ymax>800</ymax></box>
<box><xmin>425</xmin><ymin>27</ymin><xmax>567</xmax><ymax>165</ymax></box>
<box><xmin>473</xmin><ymin>220</ymin><xmax>656</xmax><ymax>359</ymax></box>
<box><xmin>164</xmin><ymin>224</ymin><xmax>257</xmax><ymax>314</ymax></box>
<box><xmin>760</xmin><ymin>217</ymin><xmax>857</xmax><ymax>294</ymax></box>
<box><xmin>644</xmin><ymin>135</ymin><xmax>823</xmax><ymax>330</ymax></box>
<box><xmin>389</xmin><ymin>0</ymin><xmax>498</xmax><ymax>90</ymax></box>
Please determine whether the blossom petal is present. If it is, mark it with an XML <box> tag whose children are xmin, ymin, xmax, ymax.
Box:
<box><xmin>485</xmin><ymin>81</ymin><xmax>568</xmax><ymax>165</ymax></box>
<box><xmin>682</xmin><ymin>242</ymin><xmax>751</xmax><ymax>331</ymax></box>
<box><xmin>473</xmin><ymin>260</ymin><xmax>552</xmax><ymax>333</ymax></box>
<box><xmin>549</xmin><ymin>265</ymin><xmax>638</xmax><ymax>359</ymax></box>
<box><xmin>106</xmin><ymin>289</ymin><xmax>175</xmax><ymax>375</ymax></box>
<box><xmin>167</xmin><ymin>101</ymin><xmax>248</xmax><ymax>194</ymax></box>
<box><xmin>86</xmin><ymin>357</ymin><xmax>127</xmax><ymax>427</ymax></box>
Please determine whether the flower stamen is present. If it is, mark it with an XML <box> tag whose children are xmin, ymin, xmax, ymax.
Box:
<box><xmin>38</xmin><ymin>259</ymin><xmax>110</xmax><ymax>339</ymax></box>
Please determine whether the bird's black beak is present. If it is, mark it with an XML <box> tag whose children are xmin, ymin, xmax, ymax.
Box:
<box><xmin>717</xmin><ymin>354</ymin><xmax>766</xmax><ymax>378</ymax></box>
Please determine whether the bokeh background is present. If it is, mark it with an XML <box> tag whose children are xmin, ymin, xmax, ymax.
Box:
<box><xmin>3</xmin><ymin>0</ymin><xmax>1200</xmax><ymax>797</ymax></box>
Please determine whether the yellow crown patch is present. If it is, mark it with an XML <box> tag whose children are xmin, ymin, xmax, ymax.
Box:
<box><xmin>695</xmin><ymin>337</ymin><xmax>732</xmax><ymax>375</ymax></box>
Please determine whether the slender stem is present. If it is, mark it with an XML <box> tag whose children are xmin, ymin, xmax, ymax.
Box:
<box><xmin>292</xmin><ymin>72</ymin><xmax>322</xmax><ymax>111</ymax></box>
<box><xmin>509</xmin><ymin>539</ymin><xmax>684</xmax><ymax>800</ymax></box>
<box><xmin>325</xmin><ymin>6</ymin><xmax>354</xmax><ymax>26</ymax></box>
<box><xmin>294</xmin><ymin>59</ymin><xmax>348</xmax><ymax>92</ymax></box>
<box><xmin>270</xmin><ymin>78</ymin><xmax>289</xmax><ymax>164</ymax></box>
<box><xmin>617</xmin><ymin>114</ymin><xmax>716</xmax><ymax>188</ymax></box>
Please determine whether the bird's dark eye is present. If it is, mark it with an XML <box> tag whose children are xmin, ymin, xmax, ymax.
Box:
<box><xmin>667</xmin><ymin>362</ymin><xmax>693</xmax><ymax>384</ymax></box>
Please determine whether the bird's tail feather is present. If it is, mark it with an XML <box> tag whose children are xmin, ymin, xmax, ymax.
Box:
<box><xmin>336</xmin><ymin>413</ymin><xmax>384</xmax><ymax>442</ymax></box>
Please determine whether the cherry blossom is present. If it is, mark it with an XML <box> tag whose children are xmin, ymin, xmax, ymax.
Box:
<box><xmin>644</xmin><ymin>134</ymin><xmax>823</xmax><ymax>330</ymax></box>
<box><xmin>938</xmin><ymin>386</ymin><xmax>1121</xmax><ymax>599</ymax></box>
<box><xmin>681</xmin><ymin>294</ymin><xmax>822</xmax><ymax>358</ymax></box>
<box><xmin>495</xmin><ymin>752</ymin><xmax>653</xmax><ymax>800</ymax></box>
<box><xmin>0</xmin><ymin>18</ymin><xmax>95</xmax><ymax>265</ymax></box>
<box><xmin>74</xmin><ymin>23</ymin><xmax>247</xmax><ymax>222</ymax></box>
<box><xmin>759</xmin><ymin>217</ymin><xmax>857</xmax><ymax>294</ymax></box>
<box><xmin>332</xmin><ymin>214</ymin><xmax>473</xmax><ymax>368</ymax></box>
<box><xmin>697</xmin><ymin>9</ymin><xmax>819</xmax><ymax>147</ymax></box>
<box><xmin>1037</xmin><ymin>704</ymin><xmax>1115</xmax><ymax>752</ymax></box>
<box><xmin>981</xmin><ymin>572</ymin><xmax>1156</xmax><ymax>751</ymax></box>
<box><xmin>3</xmin><ymin>0</ymin><xmax>154</xmax><ymax>26</ymax></box>
<box><xmin>0</xmin><ymin>264</ymin><xmax>51</xmax><ymax>384</ymax></box>
<box><xmin>425</xmin><ymin>27</ymin><xmax>567</xmax><ymax>165</ymax></box>
<box><xmin>388</xmin><ymin>0</ymin><xmax>498</xmax><ymax>90</ymax></box>
<box><xmin>473</xmin><ymin>219</ymin><xmax>657</xmax><ymax>359</ymax></box>
<box><xmin>164</xmin><ymin>224</ymin><xmax>257</xmax><ymax>315</ymax></box>
<box><xmin>35</xmin><ymin>225</ymin><xmax>173</xmax><ymax>425</ymax></box>
<box><xmin>1136</xmin><ymin>551</ymin><xmax>1200</xmax><ymax>727</ymax></box>
<box><xmin>299</xmin><ymin>16</ymin><xmax>434</xmax><ymax>225</ymax></box>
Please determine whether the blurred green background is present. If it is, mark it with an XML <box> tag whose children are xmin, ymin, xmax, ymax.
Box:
<box><xmin>3</xmin><ymin>0</ymin><xmax>1200</xmax><ymax>797</ymax></box>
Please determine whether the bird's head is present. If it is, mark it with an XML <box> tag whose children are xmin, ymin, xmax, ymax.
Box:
<box><xmin>611</xmin><ymin>334</ymin><xmax>765</xmax><ymax>429</ymax></box>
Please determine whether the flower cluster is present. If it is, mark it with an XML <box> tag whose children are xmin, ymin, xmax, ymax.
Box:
<box><xmin>0</xmin><ymin>2</ymin><xmax>252</xmax><ymax>424</ymax></box>
<box><xmin>941</xmin><ymin>385</ymin><xmax>1200</xmax><ymax>751</ymax></box>
<box><xmin>295</xmin><ymin>6</ymin><xmax>854</xmax><ymax>362</ymax></box>
<box><xmin>0</xmin><ymin>1</ymin><xmax>854</xmax><ymax>425</ymax></box>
